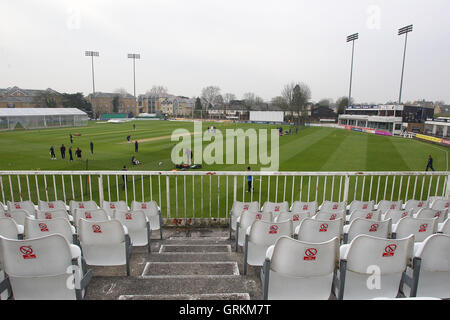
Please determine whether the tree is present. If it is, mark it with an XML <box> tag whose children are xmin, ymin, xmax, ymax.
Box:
<box><xmin>282</xmin><ymin>82</ymin><xmax>311</xmax><ymax>124</ymax></box>
<box><xmin>33</xmin><ymin>90</ymin><xmax>62</xmax><ymax>108</ymax></box>
<box><xmin>201</xmin><ymin>86</ymin><xmax>221</xmax><ymax>110</ymax></box>
<box><xmin>112</xmin><ymin>95</ymin><xmax>120</xmax><ymax>113</ymax></box>
<box><xmin>145</xmin><ymin>85</ymin><xmax>168</xmax><ymax>97</ymax></box>
<box><xmin>271</xmin><ymin>96</ymin><xmax>289</xmax><ymax>111</ymax></box>
<box><xmin>61</xmin><ymin>93</ymin><xmax>92</xmax><ymax>117</ymax></box>
<box><xmin>336</xmin><ymin>96</ymin><xmax>353</xmax><ymax>115</ymax></box>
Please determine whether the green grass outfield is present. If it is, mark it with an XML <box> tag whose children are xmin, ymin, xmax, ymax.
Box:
<box><xmin>0</xmin><ymin>120</ymin><xmax>447</xmax><ymax>172</ymax></box>
<box><xmin>0</xmin><ymin>120</ymin><xmax>448</xmax><ymax>221</ymax></box>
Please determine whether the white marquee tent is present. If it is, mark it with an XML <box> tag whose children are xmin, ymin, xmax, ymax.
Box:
<box><xmin>0</xmin><ymin>108</ymin><xmax>88</xmax><ymax>131</ymax></box>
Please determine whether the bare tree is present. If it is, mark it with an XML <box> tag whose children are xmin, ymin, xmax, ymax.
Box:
<box><xmin>292</xmin><ymin>83</ymin><xmax>311</xmax><ymax>125</ymax></box>
<box><xmin>201</xmin><ymin>86</ymin><xmax>221</xmax><ymax>109</ymax></box>
<box><xmin>145</xmin><ymin>85</ymin><xmax>168</xmax><ymax>97</ymax></box>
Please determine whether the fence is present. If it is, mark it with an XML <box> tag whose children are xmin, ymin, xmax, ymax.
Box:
<box><xmin>0</xmin><ymin>170</ymin><xmax>448</xmax><ymax>225</ymax></box>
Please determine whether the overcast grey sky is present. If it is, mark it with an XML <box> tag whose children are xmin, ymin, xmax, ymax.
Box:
<box><xmin>1</xmin><ymin>0</ymin><xmax>449</xmax><ymax>104</ymax></box>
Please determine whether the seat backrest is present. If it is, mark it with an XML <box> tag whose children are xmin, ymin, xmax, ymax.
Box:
<box><xmin>262</xmin><ymin>201</ymin><xmax>289</xmax><ymax>214</ymax></box>
<box><xmin>24</xmin><ymin>216</ymin><xmax>74</xmax><ymax>244</ymax></box>
<box><xmin>290</xmin><ymin>201</ymin><xmax>318</xmax><ymax>214</ymax></box>
<box><xmin>69</xmin><ymin>200</ymin><xmax>98</xmax><ymax>214</ymax></box>
<box><xmin>131</xmin><ymin>200</ymin><xmax>159</xmax><ymax>216</ymax></box>
<box><xmin>377</xmin><ymin>200</ymin><xmax>403</xmax><ymax>214</ymax></box>
<box><xmin>36</xmin><ymin>209</ymin><xmax>71</xmax><ymax>221</ymax></box>
<box><xmin>430</xmin><ymin>199</ymin><xmax>450</xmax><ymax>211</ymax></box>
<box><xmin>1</xmin><ymin>209</ymin><xmax>32</xmax><ymax>226</ymax></box>
<box><xmin>297</xmin><ymin>218</ymin><xmax>343</xmax><ymax>242</ymax></box>
<box><xmin>394</xmin><ymin>217</ymin><xmax>437</xmax><ymax>242</ymax></box>
<box><xmin>0</xmin><ymin>217</ymin><xmax>21</xmax><ymax>239</ymax></box>
<box><xmin>38</xmin><ymin>200</ymin><xmax>67</xmax><ymax>211</ymax></box>
<box><xmin>440</xmin><ymin>218</ymin><xmax>450</xmax><ymax>235</ymax></box>
<box><xmin>0</xmin><ymin>233</ymin><xmax>72</xmax><ymax>277</ymax></box>
<box><xmin>73</xmin><ymin>208</ymin><xmax>109</xmax><ymax>227</ymax></box>
<box><xmin>113</xmin><ymin>210</ymin><xmax>147</xmax><ymax>230</ymax></box>
<box><xmin>415</xmin><ymin>208</ymin><xmax>448</xmax><ymax>223</ymax></box>
<box><xmin>383</xmin><ymin>209</ymin><xmax>412</xmax><ymax>224</ymax></box>
<box><xmin>345</xmin><ymin>234</ymin><xmax>414</xmax><ymax>274</ymax></box>
<box><xmin>346</xmin><ymin>218</ymin><xmax>392</xmax><ymax>243</ymax></box>
<box><xmin>314</xmin><ymin>210</ymin><xmax>345</xmax><ymax>222</ymax></box>
<box><xmin>349</xmin><ymin>200</ymin><xmax>374</xmax><ymax>213</ymax></box>
<box><xmin>270</xmin><ymin>236</ymin><xmax>339</xmax><ymax>277</ymax></box>
<box><xmin>275</xmin><ymin>211</ymin><xmax>310</xmax><ymax>227</ymax></box>
<box><xmin>231</xmin><ymin>201</ymin><xmax>259</xmax><ymax>215</ymax></box>
<box><xmin>348</xmin><ymin>209</ymin><xmax>381</xmax><ymax>222</ymax></box>
<box><xmin>7</xmin><ymin>201</ymin><xmax>36</xmax><ymax>217</ymax></box>
<box><xmin>415</xmin><ymin>234</ymin><xmax>450</xmax><ymax>272</ymax></box>
<box><xmin>78</xmin><ymin>218</ymin><xmax>125</xmax><ymax>245</ymax></box>
<box><xmin>320</xmin><ymin>201</ymin><xmax>346</xmax><ymax>212</ymax></box>
<box><xmin>102</xmin><ymin>201</ymin><xmax>128</xmax><ymax>217</ymax></box>
<box><xmin>248</xmin><ymin>220</ymin><xmax>293</xmax><ymax>246</ymax></box>
<box><xmin>404</xmin><ymin>200</ymin><xmax>428</xmax><ymax>215</ymax></box>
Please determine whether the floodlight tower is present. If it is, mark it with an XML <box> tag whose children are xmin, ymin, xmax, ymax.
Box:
<box><xmin>85</xmin><ymin>51</ymin><xmax>99</xmax><ymax>119</ymax></box>
<box><xmin>127</xmin><ymin>53</ymin><xmax>141</xmax><ymax>116</ymax></box>
<box><xmin>398</xmin><ymin>24</ymin><xmax>413</xmax><ymax>104</ymax></box>
<box><xmin>346</xmin><ymin>33</ymin><xmax>359</xmax><ymax>108</ymax></box>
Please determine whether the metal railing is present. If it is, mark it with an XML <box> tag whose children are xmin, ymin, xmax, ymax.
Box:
<box><xmin>1</xmin><ymin>170</ymin><xmax>448</xmax><ymax>225</ymax></box>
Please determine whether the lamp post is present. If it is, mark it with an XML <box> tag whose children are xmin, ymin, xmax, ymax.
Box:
<box><xmin>398</xmin><ymin>24</ymin><xmax>413</xmax><ymax>104</ymax></box>
<box><xmin>127</xmin><ymin>53</ymin><xmax>140</xmax><ymax>116</ymax></box>
<box><xmin>346</xmin><ymin>33</ymin><xmax>359</xmax><ymax>109</ymax></box>
<box><xmin>85</xmin><ymin>51</ymin><xmax>99</xmax><ymax>119</ymax></box>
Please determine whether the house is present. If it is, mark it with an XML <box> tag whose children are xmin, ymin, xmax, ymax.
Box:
<box><xmin>0</xmin><ymin>86</ymin><xmax>62</xmax><ymax>108</ymax></box>
<box><xmin>87</xmin><ymin>92</ymin><xmax>136</xmax><ymax>116</ymax></box>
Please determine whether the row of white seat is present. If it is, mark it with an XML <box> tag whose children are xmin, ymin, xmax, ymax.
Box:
<box><xmin>230</xmin><ymin>201</ymin><xmax>450</xmax><ymax>299</ymax></box>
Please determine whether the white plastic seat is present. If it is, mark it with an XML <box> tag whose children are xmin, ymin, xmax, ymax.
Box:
<box><xmin>69</xmin><ymin>200</ymin><xmax>99</xmax><ymax>215</ymax></box>
<box><xmin>73</xmin><ymin>208</ymin><xmax>110</xmax><ymax>228</ymax></box>
<box><xmin>348</xmin><ymin>200</ymin><xmax>374</xmax><ymax>213</ymax></box>
<box><xmin>343</xmin><ymin>218</ymin><xmax>392</xmax><ymax>244</ymax></box>
<box><xmin>404</xmin><ymin>200</ymin><xmax>429</xmax><ymax>215</ymax></box>
<box><xmin>102</xmin><ymin>201</ymin><xmax>129</xmax><ymax>218</ymax></box>
<box><xmin>382</xmin><ymin>209</ymin><xmax>413</xmax><ymax>226</ymax></box>
<box><xmin>38</xmin><ymin>200</ymin><xmax>68</xmax><ymax>212</ymax></box>
<box><xmin>290</xmin><ymin>201</ymin><xmax>318</xmax><ymax>214</ymax></box>
<box><xmin>261</xmin><ymin>201</ymin><xmax>289</xmax><ymax>214</ymax></box>
<box><xmin>0</xmin><ymin>218</ymin><xmax>23</xmax><ymax>240</ymax></box>
<box><xmin>336</xmin><ymin>234</ymin><xmax>414</xmax><ymax>300</ymax></box>
<box><xmin>415</xmin><ymin>208</ymin><xmax>448</xmax><ymax>224</ymax></box>
<box><xmin>377</xmin><ymin>200</ymin><xmax>403</xmax><ymax>215</ymax></box>
<box><xmin>113</xmin><ymin>210</ymin><xmax>151</xmax><ymax>251</ymax></box>
<box><xmin>130</xmin><ymin>200</ymin><xmax>162</xmax><ymax>239</ymax></box>
<box><xmin>78</xmin><ymin>218</ymin><xmax>132</xmax><ymax>275</ymax></box>
<box><xmin>430</xmin><ymin>199</ymin><xmax>450</xmax><ymax>211</ymax></box>
<box><xmin>243</xmin><ymin>219</ymin><xmax>293</xmax><ymax>274</ymax></box>
<box><xmin>262</xmin><ymin>236</ymin><xmax>339</xmax><ymax>300</ymax></box>
<box><xmin>7</xmin><ymin>201</ymin><xmax>36</xmax><ymax>217</ymax></box>
<box><xmin>235</xmin><ymin>211</ymin><xmax>272</xmax><ymax>251</ymax></box>
<box><xmin>346</xmin><ymin>210</ymin><xmax>381</xmax><ymax>223</ymax></box>
<box><xmin>36</xmin><ymin>209</ymin><xmax>74</xmax><ymax>223</ymax></box>
<box><xmin>402</xmin><ymin>234</ymin><xmax>450</xmax><ymax>298</ymax></box>
<box><xmin>294</xmin><ymin>218</ymin><xmax>343</xmax><ymax>243</ymax></box>
<box><xmin>229</xmin><ymin>201</ymin><xmax>259</xmax><ymax>235</ymax></box>
<box><xmin>392</xmin><ymin>217</ymin><xmax>437</xmax><ymax>243</ymax></box>
<box><xmin>0</xmin><ymin>234</ymin><xmax>92</xmax><ymax>300</ymax></box>
<box><xmin>438</xmin><ymin>218</ymin><xmax>450</xmax><ymax>235</ymax></box>
<box><xmin>24</xmin><ymin>216</ymin><xmax>77</xmax><ymax>244</ymax></box>
<box><xmin>274</xmin><ymin>211</ymin><xmax>310</xmax><ymax>230</ymax></box>
<box><xmin>0</xmin><ymin>209</ymin><xmax>33</xmax><ymax>227</ymax></box>
<box><xmin>320</xmin><ymin>201</ymin><xmax>346</xmax><ymax>212</ymax></box>
<box><xmin>313</xmin><ymin>210</ymin><xmax>345</xmax><ymax>223</ymax></box>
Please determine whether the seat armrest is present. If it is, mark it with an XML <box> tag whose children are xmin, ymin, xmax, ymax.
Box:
<box><xmin>265</xmin><ymin>245</ymin><xmax>274</xmax><ymax>260</ymax></box>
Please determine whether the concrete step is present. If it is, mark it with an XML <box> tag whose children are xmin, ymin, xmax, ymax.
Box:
<box><xmin>145</xmin><ymin>252</ymin><xmax>236</xmax><ymax>263</ymax></box>
<box><xmin>141</xmin><ymin>261</ymin><xmax>239</xmax><ymax>277</ymax></box>
<box><xmin>163</xmin><ymin>236</ymin><xmax>231</xmax><ymax>245</ymax></box>
<box><xmin>118</xmin><ymin>293</ymin><xmax>250</xmax><ymax>300</ymax></box>
<box><xmin>159</xmin><ymin>244</ymin><xmax>231</xmax><ymax>253</ymax></box>
<box><xmin>84</xmin><ymin>276</ymin><xmax>261</xmax><ymax>300</ymax></box>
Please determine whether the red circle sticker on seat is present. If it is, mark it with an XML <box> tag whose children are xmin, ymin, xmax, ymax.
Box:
<box><xmin>382</xmin><ymin>244</ymin><xmax>397</xmax><ymax>257</ymax></box>
<box><xmin>92</xmin><ymin>225</ymin><xmax>102</xmax><ymax>233</ymax></box>
<box><xmin>20</xmin><ymin>246</ymin><xmax>36</xmax><ymax>259</ymax></box>
<box><xmin>304</xmin><ymin>248</ymin><xmax>318</xmax><ymax>260</ymax></box>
